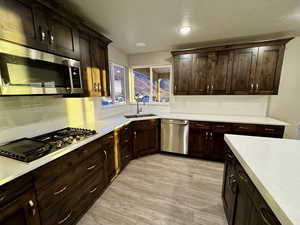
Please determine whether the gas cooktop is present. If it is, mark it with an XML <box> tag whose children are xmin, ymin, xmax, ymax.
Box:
<box><xmin>0</xmin><ymin>128</ymin><xmax>97</xmax><ymax>163</ymax></box>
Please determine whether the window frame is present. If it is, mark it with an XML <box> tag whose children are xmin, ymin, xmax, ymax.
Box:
<box><xmin>108</xmin><ymin>61</ymin><xmax>127</xmax><ymax>105</ymax></box>
<box><xmin>131</xmin><ymin>64</ymin><xmax>172</xmax><ymax>104</ymax></box>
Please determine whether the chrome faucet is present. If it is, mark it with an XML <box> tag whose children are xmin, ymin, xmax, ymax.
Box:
<box><xmin>135</xmin><ymin>94</ymin><xmax>145</xmax><ymax>115</ymax></box>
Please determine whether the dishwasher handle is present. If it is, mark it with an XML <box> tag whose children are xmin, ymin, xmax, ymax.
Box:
<box><xmin>162</xmin><ymin>119</ymin><xmax>189</xmax><ymax>125</ymax></box>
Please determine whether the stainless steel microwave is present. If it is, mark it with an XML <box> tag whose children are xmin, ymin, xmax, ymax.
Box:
<box><xmin>0</xmin><ymin>40</ymin><xmax>83</xmax><ymax>95</ymax></box>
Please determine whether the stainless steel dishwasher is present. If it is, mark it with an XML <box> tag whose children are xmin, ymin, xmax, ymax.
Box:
<box><xmin>161</xmin><ymin>119</ymin><xmax>189</xmax><ymax>155</ymax></box>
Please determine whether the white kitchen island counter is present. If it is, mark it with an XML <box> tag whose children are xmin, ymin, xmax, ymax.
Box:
<box><xmin>225</xmin><ymin>134</ymin><xmax>300</xmax><ymax>225</ymax></box>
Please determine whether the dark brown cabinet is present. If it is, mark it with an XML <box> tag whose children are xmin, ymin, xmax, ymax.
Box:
<box><xmin>79</xmin><ymin>26</ymin><xmax>112</xmax><ymax>97</ymax></box>
<box><xmin>231</xmin><ymin>48</ymin><xmax>258</xmax><ymax>94</ymax></box>
<box><xmin>0</xmin><ymin>189</ymin><xmax>40</xmax><ymax>225</ymax></box>
<box><xmin>102</xmin><ymin>133</ymin><xmax>116</xmax><ymax>181</ymax></box>
<box><xmin>223</xmin><ymin>149</ymin><xmax>282</xmax><ymax>225</ymax></box>
<box><xmin>188</xmin><ymin>121</ymin><xmax>284</xmax><ymax>161</ymax></box>
<box><xmin>0</xmin><ymin>0</ymin><xmax>37</xmax><ymax>47</ymax></box>
<box><xmin>118</xmin><ymin>124</ymin><xmax>133</xmax><ymax>170</ymax></box>
<box><xmin>171</xmin><ymin>38</ymin><xmax>292</xmax><ymax>96</ymax></box>
<box><xmin>132</xmin><ymin>120</ymin><xmax>160</xmax><ymax>158</ymax></box>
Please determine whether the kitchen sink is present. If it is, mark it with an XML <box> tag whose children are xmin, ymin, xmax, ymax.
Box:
<box><xmin>124</xmin><ymin>114</ymin><xmax>157</xmax><ymax>118</ymax></box>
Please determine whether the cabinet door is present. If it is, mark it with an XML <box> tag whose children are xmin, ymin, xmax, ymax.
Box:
<box><xmin>210</xmin><ymin>51</ymin><xmax>233</xmax><ymax>94</ymax></box>
<box><xmin>0</xmin><ymin>189</ymin><xmax>40</xmax><ymax>225</ymax></box>
<box><xmin>132</xmin><ymin>120</ymin><xmax>159</xmax><ymax>158</ymax></box>
<box><xmin>173</xmin><ymin>54</ymin><xmax>192</xmax><ymax>95</ymax></box>
<box><xmin>233</xmin><ymin>167</ymin><xmax>255</xmax><ymax>225</ymax></box>
<box><xmin>211</xmin><ymin>132</ymin><xmax>226</xmax><ymax>161</ymax></box>
<box><xmin>188</xmin><ymin>128</ymin><xmax>210</xmax><ymax>158</ymax></box>
<box><xmin>48</xmin><ymin>15</ymin><xmax>80</xmax><ymax>59</ymax></box>
<box><xmin>231</xmin><ymin>48</ymin><xmax>258</xmax><ymax>94</ymax></box>
<box><xmin>90</xmin><ymin>39</ymin><xmax>110</xmax><ymax>96</ymax></box>
<box><xmin>254</xmin><ymin>45</ymin><xmax>285</xmax><ymax>95</ymax></box>
<box><xmin>104</xmin><ymin>143</ymin><xmax>116</xmax><ymax>181</ymax></box>
<box><xmin>79</xmin><ymin>35</ymin><xmax>98</xmax><ymax>96</ymax></box>
<box><xmin>189</xmin><ymin>53</ymin><xmax>210</xmax><ymax>94</ymax></box>
<box><xmin>0</xmin><ymin>0</ymin><xmax>37</xmax><ymax>46</ymax></box>
<box><xmin>222</xmin><ymin>151</ymin><xmax>237</xmax><ymax>225</ymax></box>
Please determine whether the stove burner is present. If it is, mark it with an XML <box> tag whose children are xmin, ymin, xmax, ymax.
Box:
<box><xmin>0</xmin><ymin>127</ymin><xmax>97</xmax><ymax>162</ymax></box>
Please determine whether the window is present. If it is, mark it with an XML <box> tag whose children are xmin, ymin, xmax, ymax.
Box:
<box><xmin>101</xmin><ymin>62</ymin><xmax>127</xmax><ymax>106</ymax></box>
<box><xmin>132</xmin><ymin>66</ymin><xmax>171</xmax><ymax>103</ymax></box>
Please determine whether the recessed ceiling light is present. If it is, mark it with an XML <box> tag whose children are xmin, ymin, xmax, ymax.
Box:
<box><xmin>136</xmin><ymin>42</ymin><xmax>146</xmax><ymax>47</ymax></box>
<box><xmin>180</xmin><ymin>26</ymin><xmax>191</xmax><ymax>35</ymax></box>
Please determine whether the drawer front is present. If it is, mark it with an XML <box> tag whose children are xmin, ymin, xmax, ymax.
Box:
<box><xmin>231</xmin><ymin>123</ymin><xmax>257</xmax><ymax>135</ymax></box>
<box><xmin>120</xmin><ymin>143</ymin><xmax>132</xmax><ymax>169</ymax></box>
<box><xmin>0</xmin><ymin>174</ymin><xmax>32</xmax><ymax>207</ymax></box>
<box><xmin>132</xmin><ymin>119</ymin><xmax>159</xmax><ymax>130</ymax></box>
<box><xmin>257</xmin><ymin>125</ymin><xmax>284</xmax><ymax>138</ymax></box>
<box><xmin>101</xmin><ymin>132</ymin><xmax>114</xmax><ymax>146</ymax></box>
<box><xmin>119</xmin><ymin>124</ymin><xmax>131</xmax><ymax>138</ymax></box>
<box><xmin>33</xmin><ymin>151</ymin><xmax>79</xmax><ymax>189</ymax></box>
<box><xmin>76</xmin><ymin>138</ymin><xmax>102</xmax><ymax>163</ymax></box>
<box><xmin>190</xmin><ymin>121</ymin><xmax>211</xmax><ymax>129</ymax></box>
<box><xmin>78</xmin><ymin>151</ymin><xmax>106</xmax><ymax>180</ymax></box>
<box><xmin>211</xmin><ymin>123</ymin><xmax>231</xmax><ymax>133</ymax></box>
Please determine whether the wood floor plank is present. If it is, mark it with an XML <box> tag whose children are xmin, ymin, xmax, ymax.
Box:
<box><xmin>78</xmin><ymin>154</ymin><xmax>228</xmax><ymax>225</ymax></box>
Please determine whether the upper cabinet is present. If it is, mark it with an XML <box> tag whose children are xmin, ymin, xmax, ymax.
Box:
<box><xmin>79</xmin><ymin>26</ymin><xmax>112</xmax><ymax>97</ymax></box>
<box><xmin>0</xmin><ymin>0</ymin><xmax>80</xmax><ymax>59</ymax></box>
<box><xmin>171</xmin><ymin>38</ymin><xmax>292</xmax><ymax>95</ymax></box>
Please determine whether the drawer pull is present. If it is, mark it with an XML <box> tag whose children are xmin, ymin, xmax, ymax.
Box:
<box><xmin>28</xmin><ymin>200</ymin><xmax>36</xmax><ymax>217</ymax></box>
<box><xmin>125</xmin><ymin>155</ymin><xmax>130</xmax><ymax>159</ymax></box>
<box><xmin>58</xmin><ymin>211</ymin><xmax>72</xmax><ymax>224</ymax></box>
<box><xmin>87</xmin><ymin>165</ymin><xmax>97</xmax><ymax>170</ymax></box>
<box><xmin>104</xmin><ymin>150</ymin><xmax>107</xmax><ymax>160</ymax></box>
<box><xmin>216</xmin><ymin>125</ymin><xmax>225</xmax><ymax>128</ymax></box>
<box><xmin>260</xmin><ymin>208</ymin><xmax>272</xmax><ymax>225</ymax></box>
<box><xmin>89</xmin><ymin>187</ymin><xmax>98</xmax><ymax>194</ymax></box>
<box><xmin>0</xmin><ymin>194</ymin><xmax>5</xmax><ymax>202</ymax></box>
<box><xmin>227</xmin><ymin>154</ymin><xmax>233</xmax><ymax>159</ymax></box>
<box><xmin>238</xmin><ymin>126</ymin><xmax>249</xmax><ymax>130</ymax></box>
<box><xmin>53</xmin><ymin>185</ymin><xmax>68</xmax><ymax>196</ymax></box>
<box><xmin>264</xmin><ymin>128</ymin><xmax>275</xmax><ymax>132</ymax></box>
<box><xmin>239</xmin><ymin>171</ymin><xmax>248</xmax><ymax>183</ymax></box>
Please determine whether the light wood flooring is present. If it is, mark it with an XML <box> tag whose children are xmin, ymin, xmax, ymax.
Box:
<box><xmin>78</xmin><ymin>154</ymin><xmax>228</xmax><ymax>225</ymax></box>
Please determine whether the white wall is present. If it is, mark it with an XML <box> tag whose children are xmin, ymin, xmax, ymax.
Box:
<box><xmin>108</xmin><ymin>45</ymin><xmax>129</xmax><ymax>67</ymax></box>
<box><xmin>129</xmin><ymin>51</ymin><xmax>269</xmax><ymax>117</ymax></box>
<box><xmin>268</xmin><ymin>37</ymin><xmax>300</xmax><ymax>139</ymax></box>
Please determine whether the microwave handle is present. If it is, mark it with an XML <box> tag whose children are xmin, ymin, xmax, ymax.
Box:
<box><xmin>63</xmin><ymin>60</ymin><xmax>74</xmax><ymax>94</ymax></box>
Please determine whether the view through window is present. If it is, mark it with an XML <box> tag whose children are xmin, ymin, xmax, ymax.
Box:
<box><xmin>132</xmin><ymin>66</ymin><xmax>170</xmax><ymax>103</ymax></box>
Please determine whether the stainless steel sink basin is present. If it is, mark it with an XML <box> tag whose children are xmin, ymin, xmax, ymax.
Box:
<box><xmin>124</xmin><ymin>114</ymin><xmax>157</xmax><ymax>118</ymax></box>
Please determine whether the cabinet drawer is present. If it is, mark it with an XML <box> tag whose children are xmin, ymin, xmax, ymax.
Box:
<box><xmin>0</xmin><ymin>174</ymin><xmax>32</xmax><ymax>206</ymax></box>
<box><xmin>212</xmin><ymin>123</ymin><xmax>231</xmax><ymax>133</ymax></box>
<box><xmin>132</xmin><ymin>119</ymin><xmax>159</xmax><ymax>129</ymax></box>
<box><xmin>33</xmin><ymin>151</ymin><xmax>79</xmax><ymax>189</ymax></box>
<box><xmin>257</xmin><ymin>125</ymin><xmax>284</xmax><ymax>138</ymax></box>
<box><xmin>76</xmin><ymin>138</ymin><xmax>102</xmax><ymax>163</ymax></box>
<box><xmin>231</xmin><ymin>123</ymin><xmax>257</xmax><ymax>134</ymax></box>
<box><xmin>101</xmin><ymin>132</ymin><xmax>114</xmax><ymax>146</ymax></box>
<box><xmin>190</xmin><ymin>121</ymin><xmax>211</xmax><ymax>129</ymax></box>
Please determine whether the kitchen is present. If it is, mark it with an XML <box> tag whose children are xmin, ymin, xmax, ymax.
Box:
<box><xmin>0</xmin><ymin>0</ymin><xmax>299</xmax><ymax>225</ymax></box>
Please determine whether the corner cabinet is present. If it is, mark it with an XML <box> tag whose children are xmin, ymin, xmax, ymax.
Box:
<box><xmin>172</xmin><ymin>38</ymin><xmax>292</xmax><ymax>95</ymax></box>
<box><xmin>79</xmin><ymin>26</ymin><xmax>112</xmax><ymax>97</ymax></box>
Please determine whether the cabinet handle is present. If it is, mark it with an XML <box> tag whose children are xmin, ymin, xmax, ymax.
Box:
<box><xmin>87</xmin><ymin>164</ymin><xmax>97</xmax><ymax>170</ymax></box>
<box><xmin>49</xmin><ymin>33</ymin><xmax>54</xmax><ymax>44</ymax></box>
<box><xmin>211</xmin><ymin>84</ymin><xmax>214</xmax><ymax>92</ymax></box>
<box><xmin>134</xmin><ymin>131</ymin><xmax>137</xmax><ymax>139</ymax></box>
<box><xmin>58</xmin><ymin>211</ymin><xmax>72</xmax><ymax>224</ymax></box>
<box><xmin>238</xmin><ymin>126</ymin><xmax>249</xmax><ymax>130</ymax></box>
<box><xmin>251</xmin><ymin>83</ymin><xmax>254</xmax><ymax>91</ymax></box>
<box><xmin>260</xmin><ymin>208</ymin><xmax>273</xmax><ymax>225</ymax></box>
<box><xmin>230</xmin><ymin>178</ymin><xmax>237</xmax><ymax>193</ymax></box>
<box><xmin>239</xmin><ymin>170</ymin><xmax>248</xmax><ymax>183</ymax></box>
<box><xmin>174</xmin><ymin>85</ymin><xmax>177</xmax><ymax>93</ymax></box>
<box><xmin>205</xmin><ymin>131</ymin><xmax>209</xmax><ymax>140</ymax></box>
<box><xmin>264</xmin><ymin>128</ymin><xmax>275</xmax><ymax>132</ymax></box>
<box><xmin>210</xmin><ymin>132</ymin><xmax>213</xmax><ymax>140</ymax></box>
<box><xmin>28</xmin><ymin>200</ymin><xmax>36</xmax><ymax>217</ymax></box>
<box><xmin>53</xmin><ymin>185</ymin><xmax>68</xmax><ymax>196</ymax></box>
<box><xmin>216</xmin><ymin>125</ymin><xmax>225</xmax><ymax>128</ymax></box>
<box><xmin>94</xmin><ymin>83</ymin><xmax>97</xmax><ymax>92</ymax></box>
<box><xmin>256</xmin><ymin>83</ymin><xmax>259</xmax><ymax>91</ymax></box>
<box><xmin>104</xmin><ymin>150</ymin><xmax>107</xmax><ymax>160</ymax></box>
<box><xmin>0</xmin><ymin>194</ymin><xmax>5</xmax><ymax>203</ymax></box>
<box><xmin>89</xmin><ymin>187</ymin><xmax>98</xmax><ymax>194</ymax></box>
<box><xmin>98</xmin><ymin>83</ymin><xmax>101</xmax><ymax>93</ymax></box>
<box><xmin>206</xmin><ymin>85</ymin><xmax>210</xmax><ymax>93</ymax></box>
<box><xmin>227</xmin><ymin>154</ymin><xmax>233</xmax><ymax>159</ymax></box>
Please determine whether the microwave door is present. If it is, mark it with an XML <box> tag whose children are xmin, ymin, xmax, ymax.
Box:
<box><xmin>0</xmin><ymin>53</ymin><xmax>70</xmax><ymax>95</ymax></box>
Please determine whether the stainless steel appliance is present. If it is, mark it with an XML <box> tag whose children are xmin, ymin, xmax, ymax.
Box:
<box><xmin>161</xmin><ymin>119</ymin><xmax>189</xmax><ymax>155</ymax></box>
<box><xmin>0</xmin><ymin>128</ymin><xmax>96</xmax><ymax>162</ymax></box>
<box><xmin>0</xmin><ymin>39</ymin><xmax>82</xmax><ymax>95</ymax></box>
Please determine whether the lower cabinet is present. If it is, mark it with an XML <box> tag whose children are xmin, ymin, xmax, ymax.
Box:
<box><xmin>118</xmin><ymin>124</ymin><xmax>133</xmax><ymax>170</ymax></box>
<box><xmin>0</xmin><ymin>188</ymin><xmax>40</xmax><ymax>225</ymax></box>
<box><xmin>132</xmin><ymin>119</ymin><xmax>160</xmax><ymax>158</ymax></box>
<box><xmin>223</xmin><ymin>148</ymin><xmax>282</xmax><ymax>225</ymax></box>
<box><xmin>188</xmin><ymin>121</ymin><xmax>284</xmax><ymax>161</ymax></box>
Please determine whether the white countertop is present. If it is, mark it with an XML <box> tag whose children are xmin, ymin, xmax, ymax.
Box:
<box><xmin>225</xmin><ymin>134</ymin><xmax>300</xmax><ymax>225</ymax></box>
<box><xmin>0</xmin><ymin>113</ymin><xmax>287</xmax><ymax>187</ymax></box>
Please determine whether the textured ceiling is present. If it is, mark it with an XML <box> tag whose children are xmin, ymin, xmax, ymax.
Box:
<box><xmin>66</xmin><ymin>0</ymin><xmax>300</xmax><ymax>54</ymax></box>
